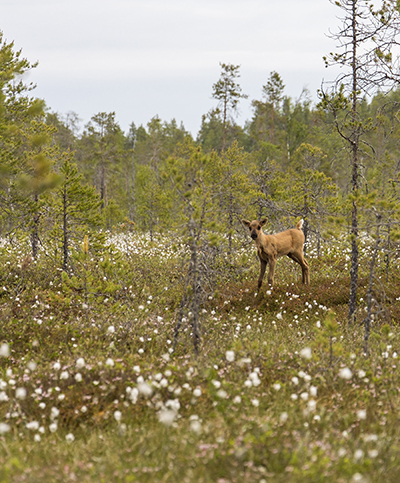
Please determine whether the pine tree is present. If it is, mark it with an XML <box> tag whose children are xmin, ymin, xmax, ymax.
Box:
<box><xmin>262</xmin><ymin>71</ymin><xmax>285</xmax><ymax>144</ymax></box>
<box><xmin>19</xmin><ymin>119</ymin><xmax>63</xmax><ymax>258</ymax></box>
<box><xmin>50</xmin><ymin>152</ymin><xmax>103</xmax><ymax>270</ymax></box>
<box><xmin>320</xmin><ymin>0</ymin><xmax>400</xmax><ymax>324</ymax></box>
<box><xmin>212</xmin><ymin>63</ymin><xmax>248</xmax><ymax>151</ymax></box>
<box><xmin>0</xmin><ymin>32</ymin><xmax>40</xmax><ymax>235</ymax></box>
<box><xmin>280</xmin><ymin>143</ymin><xmax>339</xmax><ymax>253</ymax></box>
<box><xmin>76</xmin><ymin>112</ymin><xmax>131</xmax><ymax>227</ymax></box>
<box><xmin>209</xmin><ymin>142</ymin><xmax>261</xmax><ymax>254</ymax></box>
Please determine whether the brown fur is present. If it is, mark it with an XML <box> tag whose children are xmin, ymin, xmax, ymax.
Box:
<box><xmin>242</xmin><ymin>218</ymin><xmax>310</xmax><ymax>288</ymax></box>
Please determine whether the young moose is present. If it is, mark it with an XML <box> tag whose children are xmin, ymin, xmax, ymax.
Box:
<box><xmin>242</xmin><ymin>218</ymin><xmax>310</xmax><ymax>288</ymax></box>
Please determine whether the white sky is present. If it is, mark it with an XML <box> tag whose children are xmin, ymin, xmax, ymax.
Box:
<box><xmin>2</xmin><ymin>0</ymin><xmax>341</xmax><ymax>136</ymax></box>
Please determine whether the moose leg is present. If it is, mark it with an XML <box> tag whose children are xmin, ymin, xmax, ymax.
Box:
<box><xmin>302</xmin><ymin>258</ymin><xmax>310</xmax><ymax>284</ymax></box>
<box><xmin>288</xmin><ymin>253</ymin><xmax>310</xmax><ymax>285</ymax></box>
<box><xmin>267</xmin><ymin>258</ymin><xmax>276</xmax><ymax>286</ymax></box>
<box><xmin>258</xmin><ymin>257</ymin><xmax>267</xmax><ymax>289</ymax></box>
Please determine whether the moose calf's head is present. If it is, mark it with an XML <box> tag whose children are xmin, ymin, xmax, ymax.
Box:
<box><xmin>242</xmin><ymin>218</ymin><xmax>267</xmax><ymax>240</ymax></box>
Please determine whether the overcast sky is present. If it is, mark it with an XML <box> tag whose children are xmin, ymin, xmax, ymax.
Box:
<box><xmin>2</xmin><ymin>0</ymin><xmax>341</xmax><ymax>136</ymax></box>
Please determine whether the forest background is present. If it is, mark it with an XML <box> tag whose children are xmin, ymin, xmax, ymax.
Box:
<box><xmin>2</xmin><ymin>33</ymin><xmax>400</xmax><ymax>253</ymax></box>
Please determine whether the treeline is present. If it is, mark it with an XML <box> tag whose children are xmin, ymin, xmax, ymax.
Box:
<box><xmin>2</xmin><ymin>32</ymin><xmax>400</xmax><ymax>269</ymax></box>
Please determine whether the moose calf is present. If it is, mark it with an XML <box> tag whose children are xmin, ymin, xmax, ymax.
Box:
<box><xmin>242</xmin><ymin>218</ymin><xmax>309</xmax><ymax>288</ymax></box>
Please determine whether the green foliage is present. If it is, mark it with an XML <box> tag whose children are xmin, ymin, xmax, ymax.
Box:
<box><xmin>74</xmin><ymin>111</ymin><xmax>132</xmax><ymax>226</ymax></box>
<box><xmin>275</xmin><ymin>143</ymin><xmax>340</xmax><ymax>246</ymax></box>
<box><xmin>47</xmin><ymin>153</ymin><xmax>104</xmax><ymax>270</ymax></box>
<box><xmin>211</xmin><ymin>62</ymin><xmax>248</xmax><ymax>150</ymax></box>
<box><xmin>0</xmin><ymin>33</ymin><xmax>59</xmax><ymax>240</ymax></box>
<box><xmin>212</xmin><ymin>63</ymin><xmax>248</xmax><ymax>118</ymax></box>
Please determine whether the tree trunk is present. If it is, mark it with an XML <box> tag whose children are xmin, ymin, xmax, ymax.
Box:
<box><xmin>270</xmin><ymin>105</ymin><xmax>275</xmax><ymax>144</ymax></box>
<box><xmin>222</xmin><ymin>97</ymin><xmax>227</xmax><ymax>152</ymax></box>
<box><xmin>62</xmin><ymin>185</ymin><xmax>69</xmax><ymax>271</ymax></box>
<box><xmin>31</xmin><ymin>193</ymin><xmax>39</xmax><ymax>259</ymax></box>
<box><xmin>129</xmin><ymin>137</ymin><xmax>136</xmax><ymax>222</ymax></box>
<box><xmin>100</xmin><ymin>162</ymin><xmax>105</xmax><ymax>209</ymax></box>
<box><xmin>348</xmin><ymin>0</ymin><xmax>359</xmax><ymax>325</ymax></box>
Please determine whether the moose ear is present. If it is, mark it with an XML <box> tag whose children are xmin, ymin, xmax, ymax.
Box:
<box><xmin>242</xmin><ymin>219</ymin><xmax>250</xmax><ymax>228</ymax></box>
<box><xmin>260</xmin><ymin>218</ymin><xmax>268</xmax><ymax>226</ymax></box>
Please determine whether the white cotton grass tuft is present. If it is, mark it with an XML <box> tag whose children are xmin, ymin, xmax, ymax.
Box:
<box><xmin>354</xmin><ymin>449</ymin><xmax>364</xmax><ymax>461</ymax></box>
<box><xmin>225</xmin><ymin>350</ymin><xmax>235</xmax><ymax>362</ymax></box>
<box><xmin>15</xmin><ymin>387</ymin><xmax>27</xmax><ymax>400</ymax></box>
<box><xmin>338</xmin><ymin>367</ymin><xmax>353</xmax><ymax>380</ymax></box>
<box><xmin>216</xmin><ymin>389</ymin><xmax>228</xmax><ymax>399</ymax></box>
<box><xmin>50</xmin><ymin>407</ymin><xmax>60</xmax><ymax>420</ymax></box>
<box><xmin>27</xmin><ymin>361</ymin><xmax>37</xmax><ymax>371</ymax></box>
<box><xmin>26</xmin><ymin>421</ymin><xmax>39</xmax><ymax>430</ymax></box>
<box><xmin>368</xmin><ymin>449</ymin><xmax>379</xmax><ymax>459</ymax></box>
<box><xmin>357</xmin><ymin>409</ymin><xmax>367</xmax><ymax>420</ymax></box>
<box><xmin>300</xmin><ymin>347</ymin><xmax>312</xmax><ymax>360</ymax></box>
<box><xmin>308</xmin><ymin>400</ymin><xmax>317</xmax><ymax>412</ymax></box>
<box><xmin>189</xmin><ymin>415</ymin><xmax>202</xmax><ymax>434</ymax></box>
<box><xmin>300</xmin><ymin>392</ymin><xmax>309</xmax><ymax>401</ymax></box>
<box><xmin>193</xmin><ymin>388</ymin><xmax>202</xmax><ymax>398</ymax></box>
<box><xmin>165</xmin><ymin>399</ymin><xmax>180</xmax><ymax>412</ymax></box>
<box><xmin>0</xmin><ymin>422</ymin><xmax>10</xmax><ymax>434</ymax></box>
<box><xmin>158</xmin><ymin>409</ymin><xmax>176</xmax><ymax>426</ymax></box>
<box><xmin>0</xmin><ymin>343</ymin><xmax>10</xmax><ymax>357</ymax></box>
<box><xmin>76</xmin><ymin>358</ymin><xmax>85</xmax><ymax>369</ymax></box>
<box><xmin>65</xmin><ymin>433</ymin><xmax>75</xmax><ymax>443</ymax></box>
<box><xmin>249</xmin><ymin>372</ymin><xmax>261</xmax><ymax>387</ymax></box>
<box><xmin>157</xmin><ymin>399</ymin><xmax>181</xmax><ymax>426</ymax></box>
<box><xmin>137</xmin><ymin>382</ymin><xmax>153</xmax><ymax>397</ymax></box>
<box><xmin>128</xmin><ymin>387</ymin><xmax>139</xmax><ymax>404</ymax></box>
<box><xmin>280</xmin><ymin>412</ymin><xmax>288</xmax><ymax>423</ymax></box>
